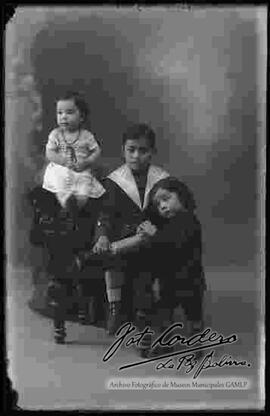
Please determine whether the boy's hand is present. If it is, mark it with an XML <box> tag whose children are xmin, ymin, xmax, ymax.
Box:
<box><xmin>75</xmin><ymin>255</ymin><xmax>82</xmax><ymax>271</ymax></box>
<box><xmin>92</xmin><ymin>236</ymin><xmax>111</xmax><ymax>254</ymax></box>
<box><xmin>137</xmin><ymin>221</ymin><xmax>157</xmax><ymax>237</ymax></box>
<box><xmin>152</xmin><ymin>278</ymin><xmax>161</xmax><ymax>302</ymax></box>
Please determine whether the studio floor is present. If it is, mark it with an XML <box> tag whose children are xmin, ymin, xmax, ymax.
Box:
<box><xmin>6</xmin><ymin>263</ymin><xmax>264</xmax><ymax>411</ymax></box>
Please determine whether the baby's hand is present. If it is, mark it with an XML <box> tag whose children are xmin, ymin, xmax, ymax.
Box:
<box><xmin>137</xmin><ymin>221</ymin><xmax>157</xmax><ymax>237</ymax></box>
<box><xmin>67</xmin><ymin>162</ymin><xmax>77</xmax><ymax>171</ymax></box>
<box><xmin>72</xmin><ymin>161</ymin><xmax>86</xmax><ymax>172</ymax></box>
<box><xmin>64</xmin><ymin>155</ymin><xmax>77</xmax><ymax>170</ymax></box>
<box><xmin>92</xmin><ymin>236</ymin><xmax>111</xmax><ymax>254</ymax></box>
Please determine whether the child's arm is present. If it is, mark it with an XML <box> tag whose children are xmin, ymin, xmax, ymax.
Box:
<box><xmin>92</xmin><ymin>234</ymin><xmax>111</xmax><ymax>254</ymax></box>
<box><xmin>46</xmin><ymin>147</ymin><xmax>69</xmax><ymax>167</ymax></box>
<box><xmin>136</xmin><ymin>221</ymin><xmax>157</xmax><ymax>238</ymax></box>
<box><xmin>74</xmin><ymin>132</ymin><xmax>101</xmax><ymax>172</ymax></box>
<box><xmin>92</xmin><ymin>206</ymin><xmax>111</xmax><ymax>254</ymax></box>
<box><xmin>79</xmin><ymin>221</ymin><xmax>153</xmax><ymax>267</ymax></box>
<box><xmin>110</xmin><ymin>232</ymin><xmax>147</xmax><ymax>255</ymax></box>
<box><xmin>92</xmin><ymin>179</ymin><xmax>114</xmax><ymax>254</ymax></box>
<box><xmin>77</xmin><ymin>231</ymin><xmax>149</xmax><ymax>270</ymax></box>
<box><xmin>109</xmin><ymin>221</ymin><xmax>157</xmax><ymax>255</ymax></box>
<box><xmin>74</xmin><ymin>145</ymin><xmax>101</xmax><ymax>172</ymax></box>
<box><xmin>91</xmin><ymin>229</ymin><xmax>148</xmax><ymax>258</ymax></box>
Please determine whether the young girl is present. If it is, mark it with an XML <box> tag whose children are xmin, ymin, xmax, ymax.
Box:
<box><xmin>40</xmin><ymin>91</ymin><xmax>106</xmax><ymax>339</ymax></box>
<box><xmin>42</xmin><ymin>91</ymin><xmax>105</xmax><ymax>214</ymax></box>
<box><xmin>140</xmin><ymin>176</ymin><xmax>207</xmax><ymax>350</ymax></box>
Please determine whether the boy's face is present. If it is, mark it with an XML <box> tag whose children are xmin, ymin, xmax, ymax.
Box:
<box><xmin>56</xmin><ymin>99</ymin><xmax>82</xmax><ymax>132</ymax></box>
<box><xmin>123</xmin><ymin>137</ymin><xmax>154</xmax><ymax>172</ymax></box>
<box><xmin>153</xmin><ymin>189</ymin><xmax>185</xmax><ymax>218</ymax></box>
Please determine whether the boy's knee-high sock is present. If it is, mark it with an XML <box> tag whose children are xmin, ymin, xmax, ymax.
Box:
<box><xmin>106</xmin><ymin>288</ymin><xmax>121</xmax><ymax>303</ymax></box>
<box><xmin>105</xmin><ymin>270</ymin><xmax>125</xmax><ymax>335</ymax></box>
<box><xmin>105</xmin><ymin>270</ymin><xmax>124</xmax><ymax>303</ymax></box>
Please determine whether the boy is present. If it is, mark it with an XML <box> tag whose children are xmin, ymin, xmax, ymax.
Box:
<box><xmin>93</xmin><ymin>123</ymin><xmax>169</xmax><ymax>338</ymax></box>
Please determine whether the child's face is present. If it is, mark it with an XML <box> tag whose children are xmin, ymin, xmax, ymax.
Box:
<box><xmin>123</xmin><ymin>137</ymin><xmax>154</xmax><ymax>172</ymax></box>
<box><xmin>56</xmin><ymin>99</ymin><xmax>82</xmax><ymax>132</ymax></box>
<box><xmin>153</xmin><ymin>188</ymin><xmax>185</xmax><ymax>218</ymax></box>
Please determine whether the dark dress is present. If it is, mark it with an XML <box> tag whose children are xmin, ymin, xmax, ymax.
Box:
<box><xmin>149</xmin><ymin>210</ymin><xmax>206</xmax><ymax>323</ymax></box>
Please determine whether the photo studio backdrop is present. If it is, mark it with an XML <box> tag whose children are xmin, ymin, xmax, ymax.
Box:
<box><xmin>5</xmin><ymin>7</ymin><xmax>266</xmax><ymax>276</ymax></box>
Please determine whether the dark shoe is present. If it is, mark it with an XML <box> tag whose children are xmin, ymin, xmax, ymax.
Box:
<box><xmin>190</xmin><ymin>320</ymin><xmax>203</xmax><ymax>334</ymax></box>
<box><xmin>54</xmin><ymin>320</ymin><xmax>66</xmax><ymax>344</ymax></box>
<box><xmin>135</xmin><ymin>309</ymin><xmax>147</xmax><ymax>330</ymax></box>
<box><xmin>135</xmin><ymin>310</ymin><xmax>152</xmax><ymax>357</ymax></box>
<box><xmin>107</xmin><ymin>301</ymin><xmax>122</xmax><ymax>336</ymax></box>
<box><xmin>137</xmin><ymin>333</ymin><xmax>152</xmax><ymax>358</ymax></box>
<box><xmin>78</xmin><ymin>309</ymin><xmax>87</xmax><ymax>325</ymax></box>
<box><xmin>189</xmin><ymin>321</ymin><xmax>204</xmax><ymax>360</ymax></box>
<box><xmin>78</xmin><ymin>297</ymin><xmax>96</xmax><ymax>325</ymax></box>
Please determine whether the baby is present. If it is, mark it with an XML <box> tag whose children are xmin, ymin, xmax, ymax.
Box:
<box><xmin>42</xmin><ymin>91</ymin><xmax>105</xmax><ymax>214</ymax></box>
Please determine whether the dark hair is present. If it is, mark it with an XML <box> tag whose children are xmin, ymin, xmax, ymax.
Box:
<box><xmin>56</xmin><ymin>91</ymin><xmax>89</xmax><ymax>122</ymax></box>
<box><xmin>149</xmin><ymin>176</ymin><xmax>197</xmax><ymax>213</ymax></box>
<box><xmin>122</xmin><ymin>123</ymin><xmax>156</xmax><ymax>149</ymax></box>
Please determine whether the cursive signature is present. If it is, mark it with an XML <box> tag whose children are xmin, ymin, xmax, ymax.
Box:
<box><xmin>155</xmin><ymin>350</ymin><xmax>251</xmax><ymax>378</ymax></box>
<box><xmin>102</xmin><ymin>322</ymin><xmax>245</xmax><ymax>374</ymax></box>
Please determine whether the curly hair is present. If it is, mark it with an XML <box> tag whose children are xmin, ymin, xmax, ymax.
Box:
<box><xmin>148</xmin><ymin>176</ymin><xmax>197</xmax><ymax>214</ymax></box>
<box><xmin>56</xmin><ymin>91</ymin><xmax>89</xmax><ymax>122</ymax></box>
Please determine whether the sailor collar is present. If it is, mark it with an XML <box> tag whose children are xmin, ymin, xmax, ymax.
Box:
<box><xmin>107</xmin><ymin>164</ymin><xmax>169</xmax><ymax>210</ymax></box>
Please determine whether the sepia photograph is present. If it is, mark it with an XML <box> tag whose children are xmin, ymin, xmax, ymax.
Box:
<box><xmin>5</xmin><ymin>5</ymin><xmax>266</xmax><ymax>411</ymax></box>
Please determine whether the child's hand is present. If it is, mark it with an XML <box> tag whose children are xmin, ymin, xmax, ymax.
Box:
<box><xmin>73</xmin><ymin>161</ymin><xmax>86</xmax><ymax>172</ymax></box>
<box><xmin>67</xmin><ymin>161</ymin><xmax>77</xmax><ymax>170</ymax></box>
<box><xmin>64</xmin><ymin>155</ymin><xmax>77</xmax><ymax>170</ymax></box>
<box><xmin>92</xmin><ymin>236</ymin><xmax>111</xmax><ymax>254</ymax></box>
<box><xmin>75</xmin><ymin>255</ymin><xmax>82</xmax><ymax>271</ymax></box>
<box><xmin>152</xmin><ymin>278</ymin><xmax>161</xmax><ymax>302</ymax></box>
<box><xmin>137</xmin><ymin>221</ymin><xmax>157</xmax><ymax>237</ymax></box>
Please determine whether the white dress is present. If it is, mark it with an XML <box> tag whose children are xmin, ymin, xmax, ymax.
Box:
<box><xmin>43</xmin><ymin>128</ymin><xmax>105</xmax><ymax>206</ymax></box>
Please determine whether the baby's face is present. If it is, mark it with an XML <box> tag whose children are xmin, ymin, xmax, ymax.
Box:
<box><xmin>153</xmin><ymin>189</ymin><xmax>185</xmax><ymax>218</ymax></box>
<box><xmin>56</xmin><ymin>99</ymin><xmax>82</xmax><ymax>132</ymax></box>
<box><xmin>123</xmin><ymin>137</ymin><xmax>154</xmax><ymax>172</ymax></box>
